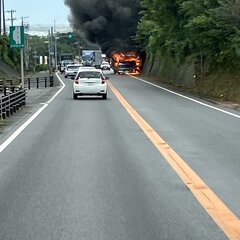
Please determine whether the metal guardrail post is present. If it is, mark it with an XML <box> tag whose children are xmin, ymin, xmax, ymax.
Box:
<box><xmin>50</xmin><ymin>75</ymin><xmax>54</xmax><ymax>87</ymax></box>
<box><xmin>1</xmin><ymin>96</ymin><xmax>6</xmax><ymax>119</ymax></box>
<box><xmin>13</xmin><ymin>92</ymin><xmax>16</xmax><ymax>113</ymax></box>
<box><xmin>13</xmin><ymin>103</ymin><xmax>16</xmax><ymax>113</ymax></box>
<box><xmin>19</xmin><ymin>92</ymin><xmax>22</xmax><ymax>108</ymax></box>
<box><xmin>16</xmin><ymin>100</ymin><xmax>19</xmax><ymax>111</ymax></box>
<box><xmin>22</xmin><ymin>89</ymin><xmax>26</xmax><ymax>105</ymax></box>
<box><xmin>10</xmin><ymin>94</ymin><xmax>13</xmax><ymax>115</ymax></box>
<box><xmin>28</xmin><ymin>78</ymin><xmax>31</xmax><ymax>89</ymax></box>
<box><xmin>0</xmin><ymin>89</ymin><xmax>26</xmax><ymax>120</ymax></box>
<box><xmin>0</xmin><ymin>97</ymin><xmax>2</xmax><ymax>119</ymax></box>
<box><xmin>6</xmin><ymin>94</ymin><xmax>10</xmax><ymax>117</ymax></box>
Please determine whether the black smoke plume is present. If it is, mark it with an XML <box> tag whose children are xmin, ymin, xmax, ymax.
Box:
<box><xmin>64</xmin><ymin>0</ymin><xmax>140</xmax><ymax>53</ymax></box>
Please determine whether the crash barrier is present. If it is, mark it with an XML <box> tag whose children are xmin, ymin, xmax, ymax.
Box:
<box><xmin>1</xmin><ymin>75</ymin><xmax>54</xmax><ymax>92</ymax></box>
<box><xmin>26</xmin><ymin>75</ymin><xmax>54</xmax><ymax>89</ymax></box>
<box><xmin>0</xmin><ymin>88</ymin><xmax>26</xmax><ymax>120</ymax></box>
<box><xmin>0</xmin><ymin>80</ymin><xmax>3</xmax><ymax>92</ymax></box>
<box><xmin>0</xmin><ymin>79</ymin><xmax>14</xmax><ymax>93</ymax></box>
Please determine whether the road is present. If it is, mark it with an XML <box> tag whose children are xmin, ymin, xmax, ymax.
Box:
<box><xmin>0</xmin><ymin>72</ymin><xmax>239</xmax><ymax>239</ymax></box>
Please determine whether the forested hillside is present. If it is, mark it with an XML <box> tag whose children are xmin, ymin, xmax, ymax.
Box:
<box><xmin>135</xmin><ymin>0</ymin><xmax>240</xmax><ymax>102</ymax></box>
<box><xmin>0</xmin><ymin>35</ymin><xmax>20</xmax><ymax>70</ymax></box>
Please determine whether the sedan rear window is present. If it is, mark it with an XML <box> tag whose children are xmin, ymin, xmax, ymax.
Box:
<box><xmin>67</xmin><ymin>66</ymin><xmax>79</xmax><ymax>70</ymax></box>
<box><xmin>78</xmin><ymin>71</ymin><xmax>102</xmax><ymax>78</ymax></box>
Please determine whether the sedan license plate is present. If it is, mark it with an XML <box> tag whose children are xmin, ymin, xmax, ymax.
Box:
<box><xmin>88</xmin><ymin>83</ymin><xmax>94</xmax><ymax>86</ymax></box>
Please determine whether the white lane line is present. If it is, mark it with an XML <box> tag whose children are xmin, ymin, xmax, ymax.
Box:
<box><xmin>0</xmin><ymin>104</ymin><xmax>48</xmax><ymax>153</ymax></box>
<box><xmin>130</xmin><ymin>75</ymin><xmax>240</xmax><ymax>119</ymax></box>
<box><xmin>0</xmin><ymin>73</ymin><xmax>65</xmax><ymax>153</ymax></box>
<box><xmin>47</xmin><ymin>73</ymin><xmax>65</xmax><ymax>104</ymax></box>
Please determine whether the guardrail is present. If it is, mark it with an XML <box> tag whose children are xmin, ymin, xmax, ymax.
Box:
<box><xmin>26</xmin><ymin>75</ymin><xmax>54</xmax><ymax>89</ymax></box>
<box><xmin>0</xmin><ymin>76</ymin><xmax>54</xmax><ymax>93</ymax></box>
<box><xmin>0</xmin><ymin>79</ymin><xmax>14</xmax><ymax>93</ymax></box>
<box><xmin>0</xmin><ymin>89</ymin><xmax>26</xmax><ymax>120</ymax></box>
<box><xmin>0</xmin><ymin>74</ymin><xmax>54</xmax><ymax>120</ymax></box>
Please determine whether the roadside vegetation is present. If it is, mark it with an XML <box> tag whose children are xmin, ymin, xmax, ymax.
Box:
<box><xmin>0</xmin><ymin>35</ymin><xmax>20</xmax><ymax>70</ymax></box>
<box><xmin>135</xmin><ymin>0</ymin><xmax>240</xmax><ymax>103</ymax></box>
<box><xmin>26</xmin><ymin>32</ymin><xmax>85</xmax><ymax>72</ymax></box>
<box><xmin>0</xmin><ymin>32</ymin><xmax>85</xmax><ymax>75</ymax></box>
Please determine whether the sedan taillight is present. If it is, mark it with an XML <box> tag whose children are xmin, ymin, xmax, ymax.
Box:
<box><xmin>75</xmin><ymin>78</ymin><xmax>80</xmax><ymax>84</ymax></box>
<box><xmin>101</xmin><ymin>75</ymin><xmax>108</xmax><ymax>84</ymax></box>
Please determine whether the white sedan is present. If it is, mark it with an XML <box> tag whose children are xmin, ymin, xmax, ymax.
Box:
<box><xmin>65</xmin><ymin>64</ymin><xmax>80</xmax><ymax>78</ymax></box>
<box><xmin>73</xmin><ymin>68</ymin><xmax>108</xmax><ymax>99</ymax></box>
<box><xmin>100</xmin><ymin>61</ymin><xmax>111</xmax><ymax>70</ymax></box>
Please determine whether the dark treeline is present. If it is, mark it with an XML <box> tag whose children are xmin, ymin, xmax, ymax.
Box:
<box><xmin>135</xmin><ymin>0</ymin><xmax>240</xmax><ymax>73</ymax></box>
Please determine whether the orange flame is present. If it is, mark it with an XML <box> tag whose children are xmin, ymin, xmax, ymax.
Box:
<box><xmin>112</xmin><ymin>51</ymin><xmax>142</xmax><ymax>75</ymax></box>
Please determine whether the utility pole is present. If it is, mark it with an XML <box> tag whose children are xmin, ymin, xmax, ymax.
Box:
<box><xmin>22</xmin><ymin>16</ymin><xmax>29</xmax><ymax>71</ymax></box>
<box><xmin>6</xmin><ymin>9</ymin><xmax>16</xmax><ymax>26</ymax></box>
<box><xmin>0</xmin><ymin>0</ymin><xmax>2</xmax><ymax>35</ymax></box>
<box><xmin>48</xmin><ymin>29</ymin><xmax>51</xmax><ymax>69</ymax></box>
<box><xmin>50</xmin><ymin>27</ymin><xmax>54</xmax><ymax>70</ymax></box>
<box><xmin>54</xmin><ymin>20</ymin><xmax>59</xmax><ymax>69</ymax></box>
<box><xmin>2</xmin><ymin>0</ymin><xmax>5</xmax><ymax>34</ymax></box>
<box><xmin>21</xmin><ymin>16</ymin><xmax>29</xmax><ymax>26</ymax></box>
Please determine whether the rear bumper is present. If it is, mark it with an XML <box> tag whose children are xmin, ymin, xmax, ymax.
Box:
<box><xmin>65</xmin><ymin>72</ymin><xmax>77</xmax><ymax>76</ymax></box>
<box><xmin>119</xmin><ymin>69</ymin><xmax>135</xmax><ymax>73</ymax></box>
<box><xmin>73</xmin><ymin>85</ymin><xmax>107</xmax><ymax>95</ymax></box>
<box><xmin>74</xmin><ymin>92</ymin><xmax>106</xmax><ymax>96</ymax></box>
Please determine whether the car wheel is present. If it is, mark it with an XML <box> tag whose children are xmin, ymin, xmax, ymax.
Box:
<box><xmin>65</xmin><ymin>75</ymin><xmax>67</xmax><ymax>78</ymax></box>
<box><xmin>73</xmin><ymin>93</ymin><xmax>78</xmax><ymax>100</ymax></box>
<box><xmin>102</xmin><ymin>93</ymin><xmax>107</xmax><ymax>100</ymax></box>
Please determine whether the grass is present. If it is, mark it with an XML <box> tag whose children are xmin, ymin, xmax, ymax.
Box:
<box><xmin>191</xmin><ymin>72</ymin><xmax>240</xmax><ymax>103</ymax></box>
<box><xmin>144</xmin><ymin>71</ymin><xmax>240</xmax><ymax>105</ymax></box>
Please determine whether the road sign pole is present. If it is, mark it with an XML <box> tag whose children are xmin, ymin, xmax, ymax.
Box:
<box><xmin>20</xmin><ymin>48</ymin><xmax>24</xmax><ymax>88</ymax></box>
<box><xmin>9</xmin><ymin>25</ymin><xmax>25</xmax><ymax>87</ymax></box>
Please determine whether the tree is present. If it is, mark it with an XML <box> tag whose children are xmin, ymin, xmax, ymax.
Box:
<box><xmin>135</xmin><ymin>0</ymin><xmax>240</xmax><ymax>71</ymax></box>
<box><xmin>0</xmin><ymin>35</ymin><xmax>17</xmax><ymax>68</ymax></box>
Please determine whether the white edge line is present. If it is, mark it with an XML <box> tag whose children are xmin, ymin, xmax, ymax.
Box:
<box><xmin>0</xmin><ymin>73</ymin><xmax>65</xmax><ymax>153</ymax></box>
<box><xmin>130</xmin><ymin>75</ymin><xmax>240</xmax><ymax>119</ymax></box>
<box><xmin>47</xmin><ymin>73</ymin><xmax>65</xmax><ymax>104</ymax></box>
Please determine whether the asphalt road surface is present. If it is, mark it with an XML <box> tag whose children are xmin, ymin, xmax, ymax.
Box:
<box><xmin>0</xmin><ymin>71</ymin><xmax>239</xmax><ymax>239</ymax></box>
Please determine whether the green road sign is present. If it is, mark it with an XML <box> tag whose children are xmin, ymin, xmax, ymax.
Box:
<box><xmin>9</xmin><ymin>26</ymin><xmax>25</xmax><ymax>48</ymax></box>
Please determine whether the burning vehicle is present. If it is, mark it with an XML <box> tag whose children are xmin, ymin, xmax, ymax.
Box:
<box><xmin>112</xmin><ymin>51</ymin><xmax>142</xmax><ymax>75</ymax></box>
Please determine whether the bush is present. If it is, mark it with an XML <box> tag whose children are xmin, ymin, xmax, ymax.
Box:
<box><xmin>35</xmin><ymin>64</ymin><xmax>49</xmax><ymax>71</ymax></box>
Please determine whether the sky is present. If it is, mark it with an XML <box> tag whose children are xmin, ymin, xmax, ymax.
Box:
<box><xmin>4</xmin><ymin>0</ymin><xmax>72</xmax><ymax>35</ymax></box>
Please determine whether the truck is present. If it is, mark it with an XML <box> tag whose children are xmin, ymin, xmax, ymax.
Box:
<box><xmin>59</xmin><ymin>53</ymin><xmax>75</xmax><ymax>73</ymax></box>
<box><xmin>60</xmin><ymin>53</ymin><xmax>74</xmax><ymax>62</ymax></box>
<box><xmin>81</xmin><ymin>50</ymin><xmax>103</xmax><ymax>68</ymax></box>
<box><xmin>111</xmin><ymin>51</ymin><xmax>142</xmax><ymax>75</ymax></box>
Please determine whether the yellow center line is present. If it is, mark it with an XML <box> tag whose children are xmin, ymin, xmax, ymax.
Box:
<box><xmin>108</xmin><ymin>80</ymin><xmax>240</xmax><ymax>240</ymax></box>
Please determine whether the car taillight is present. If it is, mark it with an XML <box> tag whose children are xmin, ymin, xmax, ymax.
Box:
<box><xmin>75</xmin><ymin>78</ymin><xmax>80</xmax><ymax>84</ymax></box>
<box><xmin>101</xmin><ymin>75</ymin><xmax>108</xmax><ymax>84</ymax></box>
